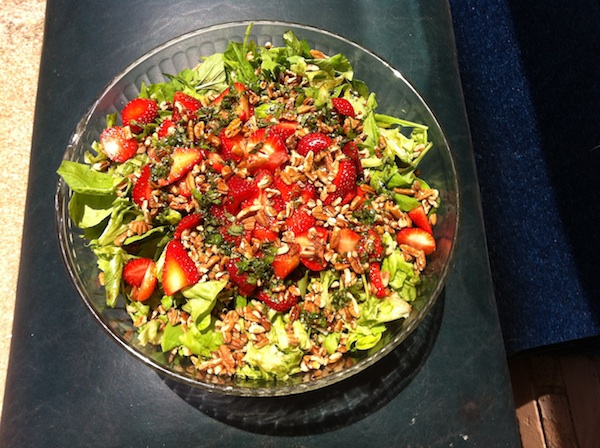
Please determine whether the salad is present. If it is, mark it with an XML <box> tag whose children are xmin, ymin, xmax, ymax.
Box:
<box><xmin>57</xmin><ymin>28</ymin><xmax>440</xmax><ymax>382</ymax></box>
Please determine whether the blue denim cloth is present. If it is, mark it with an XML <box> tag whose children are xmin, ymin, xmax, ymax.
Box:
<box><xmin>449</xmin><ymin>0</ymin><xmax>600</xmax><ymax>354</ymax></box>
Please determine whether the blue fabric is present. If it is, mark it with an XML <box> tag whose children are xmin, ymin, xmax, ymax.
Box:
<box><xmin>448</xmin><ymin>0</ymin><xmax>600</xmax><ymax>355</ymax></box>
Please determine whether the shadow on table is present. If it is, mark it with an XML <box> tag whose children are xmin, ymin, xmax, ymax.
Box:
<box><xmin>161</xmin><ymin>293</ymin><xmax>445</xmax><ymax>436</ymax></box>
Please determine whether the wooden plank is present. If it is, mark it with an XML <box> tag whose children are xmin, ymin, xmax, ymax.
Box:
<box><xmin>509</xmin><ymin>357</ymin><xmax>546</xmax><ymax>448</ymax></box>
<box><xmin>537</xmin><ymin>392</ymin><xmax>579</xmax><ymax>448</ymax></box>
<box><xmin>560</xmin><ymin>355</ymin><xmax>600</xmax><ymax>448</ymax></box>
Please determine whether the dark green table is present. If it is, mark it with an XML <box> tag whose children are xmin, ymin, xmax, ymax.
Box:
<box><xmin>0</xmin><ymin>1</ymin><xmax>521</xmax><ymax>446</ymax></box>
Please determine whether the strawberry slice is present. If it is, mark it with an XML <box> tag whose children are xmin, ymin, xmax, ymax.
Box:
<box><xmin>272</xmin><ymin>243</ymin><xmax>301</xmax><ymax>279</ymax></box>
<box><xmin>253</xmin><ymin>223</ymin><xmax>278</xmax><ymax>243</ymax></box>
<box><xmin>225</xmin><ymin>259</ymin><xmax>257</xmax><ymax>297</ymax></box>
<box><xmin>132</xmin><ymin>165</ymin><xmax>153</xmax><ymax>206</ymax></box>
<box><xmin>396</xmin><ymin>227</ymin><xmax>436</xmax><ymax>255</ymax></box>
<box><xmin>219</xmin><ymin>129</ymin><xmax>246</xmax><ymax>162</ymax></box>
<box><xmin>162</xmin><ymin>240</ymin><xmax>200</xmax><ymax>296</ymax></box>
<box><xmin>248</xmin><ymin>133</ymin><xmax>289</xmax><ymax>172</ymax></box>
<box><xmin>296</xmin><ymin>132</ymin><xmax>332</xmax><ymax>157</ymax></box>
<box><xmin>273</xmin><ymin>175</ymin><xmax>301</xmax><ymax>202</ymax></box>
<box><xmin>331</xmin><ymin>97</ymin><xmax>356</xmax><ymax>118</ymax></box>
<box><xmin>157</xmin><ymin>118</ymin><xmax>176</xmax><ymax>139</ymax></box>
<box><xmin>285</xmin><ymin>209</ymin><xmax>316</xmax><ymax>235</ymax></box>
<box><xmin>324</xmin><ymin>159</ymin><xmax>358</xmax><ymax>205</ymax></box>
<box><xmin>408</xmin><ymin>205</ymin><xmax>433</xmax><ymax>235</ymax></box>
<box><xmin>158</xmin><ymin>147</ymin><xmax>204</xmax><ymax>186</ymax></box>
<box><xmin>298</xmin><ymin>226</ymin><xmax>329</xmax><ymax>271</ymax></box>
<box><xmin>122</xmin><ymin>98</ymin><xmax>159</xmax><ymax>134</ymax></box>
<box><xmin>205</xmin><ymin>151</ymin><xmax>225</xmax><ymax>173</ymax></box>
<box><xmin>342</xmin><ymin>141</ymin><xmax>363</xmax><ymax>177</ymax></box>
<box><xmin>123</xmin><ymin>257</ymin><xmax>155</xmax><ymax>287</ymax></box>
<box><xmin>100</xmin><ymin>126</ymin><xmax>138</xmax><ymax>163</ymax></box>
<box><xmin>269</xmin><ymin>121</ymin><xmax>298</xmax><ymax>141</ymax></box>
<box><xmin>132</xmin><ymin>261</ymin><xmax>158</xmax><ymax>302</ymax></box>
<box><xmin>224</xmin><ymin>175</ymin><xmax>258</xmax><ymax>213</ymax></box>
<box><xmin>301</xmin><ymin>182</ymin><xmax>318</xmax><ymax>203</ymax></box>
<box><xmin>359</xmin><ymin>229</ymin><xmax>384</xmax><ymax>262</ymax></box>
<box><xmin>172</xmin><ymin>91</ymin><xmax>203</xmax><ymax>122</ymax></box>
<box><xmin>334</xmin><ymin>228</ymin><xmax>361</xmax><ymax>254</ymax></box>
<box><xmin>174</xmin><ymin>213</ymin><xmax>203</xmax><ymax>239</ymax></box>
<box><xmin>213</xmin><ymin>83</ymin><xmax>253</xmax><ymax>121</ymax></box>
<box><xmin>369</xmin><ymin>262</ymin><xmax>388</xmax><ymax>298</ymax></box>
<box><xmin>256</xmin><ymin>290</ymin><xmax>297</xmax><ymax>313</ymax></box>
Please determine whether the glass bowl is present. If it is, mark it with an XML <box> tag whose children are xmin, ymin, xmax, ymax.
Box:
<box><xmin>55</xmin><ymin>21</ymin><xmax>460</xmax><ymax>397</ymax></box>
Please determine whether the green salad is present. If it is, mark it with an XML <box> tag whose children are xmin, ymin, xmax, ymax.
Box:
<box><xmin>57</xmin><ymin>27</ymin><xmax>440</xmax><ymax>382</ymax></box>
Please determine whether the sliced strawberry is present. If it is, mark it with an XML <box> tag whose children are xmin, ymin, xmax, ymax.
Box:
<box><xmin>205</xmin><ymin>151</ymin><xmax>225</xmax><ymax>173</ymax></box>
<box><xmin>272</xmin><ymin>243</ymin><xmax>301</xmax><ymax>279</ymax></box>
<box><xmin>132</xmin><ymin>165</ymin><xmax>153</xmax><ymax>206</ymax></box>
<box><xmin>331</xmin><ymin>97</ymin><xmax>356</xmax><ymax>118</ymax></box>
<box><xmin>408</xmin><ymin>205</ymin><xmax>433</xmax><ymax>235</ymax></box>
<box><xmin>248</xmin><ymin>133</ymin><xmax>289</xmax><ymax>172</ymax></box>
<box><xmin>162</xmin><ymin>240</ymin><xmax>200</xmax><ymax>296</ymax></box>
<box><xmin>213</xmin><ymin>83</ymin><xmax>253</xmax><ymax>121</ymax></box>
<box><xmin>369</xmin><ymin>262</ymin><xmax>388</xmax><ymax>298</ymax></box>
<box><xmin>359</xmin><ymin>229</ymin><xmax>384</xmax><ymax>262</ymax></box>
<box><xmin>256</xmin><ymin>290</ymin><xmax>297</xmax><ymax>313</ymax></box>
<box><xmin>132</xmin><ymin>261</ymin><xmax>158</xmax><ymax>302</ymax></box>
<box><xmin>100</xmin><ymin>126</ymin><xmax>138</xmax><ymax>163</ymax></box>
<box><xmin>334</xmin><ymin>228</ymin><xmax>361</xmax><ymax>254</ymax></box>
<box><xmin>172</xmin><ymin>91</ymin><xmax>202</xmax><ymax>122</ymax></box>
<box><xmin>174</xmin><ymin>213</ymin><xmax>203</xmax><ymax>239</ymax></box>
<box><xmin>296</xmin><ymin>132</ymin><xmax>332</xmax><ymax>157</ymax></box>
<box><xmin>324</xmin><ymin>159</ymin><xmax>358</xmax><ymax>205</ymax></box>
<box><xmin>286</xmin><ymin>209</ymin><xmax>316</xmax><ymax>236</ymax></box>
<box><xmin>224</xmin><ymin>174</ymin><xmax>258</xmax><ymax>214</ymax></box>
<box><xmin>176</xmin><ymin>177</ymin><xmax>192</xmax><ymax>198</ymax></box>
<box><xmin>396</xmin><ymin>227</ymin><xmax>436</xmax><ymax>255</ymax></box>
<box><xmin>269</xmin><ymin>121</ymin><xmax>298</xmax><ymax>141</ymax></box>
<box><xmin>158</xmin><ymin>147</ymin><xmax>204</xmax><ymax>186</ymax></box>
<box><xmin>342</xmin><ymin>141</ymin><xmax>363</xmax><ymax>177</ymax></box>
<box><xmin>273</xmin><ymin>175</ymin><xmax>301</xmax><ymax>202</ymax></box>
<box><xmin>122</xmin><ymin>98</ymin><xmax>159</xmax><ymax>134</ymax></box>
<box><xmin>252</xmin><ymin>223</ymin><xmax>278</xmax><ymax>243</ymax></box>
<box><xmin>298</xmin><ymin>227</ymin><xmax>328</xmax><ymax>271</ymax></box>
<box><xmin>123</xmin><ymin>257</ymin><xmax>155</xmax><ymax>287</ymax></box>
<box><xmin>301</xmin><ymin>182</ymin><xmax>318</xmax><ymax>203</ymax></box>
<box><xmin>225</xmin><ymin>259</ymin><xmax>257</xmax><ymax>297</ymax></box>
<box><xmin>219</xmin><ymin>129</ymin><xmax>246</xmax><ymax>162</ymax></box>
<box><xmin>157</xmin><ymin>118</ymin><xmax>176</xmax><ymax>139</ymax></box>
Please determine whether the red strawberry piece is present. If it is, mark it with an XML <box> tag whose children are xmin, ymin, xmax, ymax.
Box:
<box><xmin>296</xmin><ymin>132</ymin><xmax>332</xmax><ymax>157</ymax></box>
<box><xmin>123</xmin><ymin>257</ymin><xmax>155</xmax><ymax>287</ymax></box>
<box><xmin>369</xmin><ymin>262</ymin><xmax>388</xmax><ymax>298</ymax></box>
<box><xmin>359</xmin><ymin>229</ymin><xmax>384</xmax><ymax>262</ymax></box>
<box><xmin>132</xmin><ymin>261</ymin><xmax>158</xmax><ymax>302</ymax></box>
<box><xmin>162</xmin><ymin>240</ymin><xmax>200</xmax><ymax>296</ymax></box>
<box><xmin>273</xmin><ymin>175</ymin><xmax>301</xmax><ymax>202</ymax></box>
<box><xmin>175</xmin><ymin>178</ymin><xmax>192</xmax><ymax>198</ymax></box>
<box><xmin>256</xmin><ymin>290</ymin><xmax>297</xmax><ymax>313</ymax></box>
<box><xmin>272</xmin><ymin>243</ymin><xmax>301</xmax><ymax>279</ymax></box>
<box><xmin>219</xmin><ymin>129</ymin><xmax>246</xmax><ymax>162</ymax></box>
<box><xmin>157</xmin><ymin>118</ymin><xmax>176</xmax><ymax>139</ymax></box>
<box><xmin>132</xmin><ymin>165</ymin><xmax>153</xmax><ymax>206</ymax></box>
<box><xmin>122</xmin><ymin>98</ymin><xmax>159</xmax><ymax>134</ymax></box>
<box><xmin>158</xmin><ymin>147</ymin><xmax>204</xmax><ymax>186</ymax></box>
<box><xmin>331</xmin><ymin>97</ymin><xmax>356</xmax><ymax>118</ymax></box>
<box><xmin>172</xmin><ymin>91</ymin><xmax>202</xmax><ymax>121</ymax></box>
<box><xmin>205</xmin><ymin>151</ymin><xmax>225</xmax><ymax>173</ymax></box>
<box><xmin>225</xmin><ymin>175</ymin><xmax>258</xmax><ymax>213</ymax></box>
<box><xmin>301</xmin><ymin>182</ymin><xmax>318</xmax><ymax>203</ymax></box>
<box><xmin>334</xmin><ymin>228</ymin><xmax>361</xmax><ymax>254</ymax></box>
<box><xmin>212</xmin><ymin>83</ymin><xmax>253</xmax><ymax>121</ymax></box>
<box><xmin>248</xmin><ymin>133</ymin><xmax>289</xmax><ymax>172</ymax></box>
<box><xmin>298</xmin><ymin>226</ymin><xmax>329</xmax><ymax>271</ymax></box>
<box><xmin>225</xmin><ymin>259</ymin><xmax>257</xmax><ymax>297</ymax></box>
<box><xmin>285</xmin><ymin>209</ymin><xmax>316</xmax><ymax>236</ymax></box>
<box><xmin>252</xmin><ymin>223</ymin><xmax>279</xmax><ymax>243</ymax></box>
<box><xmin>100</xmin><ymin>126</ymin><xmax>138</xmax><ymax>163</ymax></box>
<box><xmin>396</xmin><ymin>227</ymin><xmax>436</xmax><ymax>255</ymax></box>
<box><xmin>342</xmin><ymin>141</ymin><xmax>363</xmax><ymax>177</ymax></box>
<box><xmin>324</xmin><ymin>159</ymin><xmax>358</xmax><ymax>205</ymax></box>
<box><xmin>269</xmin><ymin>121</ymin><xmax>298</xmax><ymax>141</ymax></box>
<box><xmin>210</xmin><ymin>204</ymin><xmax>229</xmax><ymax>224</ymax></box>
<box><xmin>212</xmin><ymin>87</ymin><xmax>230</xmax><ymax>105</ymax></box>
<box><xmin>174</xmin><ymin>213</ymin><xmax>203</xmax><ymax>239</ymax></box>
<box><xmin>408</xmin><ymin>205</ymin><xmax>433</xmax><ymax>235</ymax></box>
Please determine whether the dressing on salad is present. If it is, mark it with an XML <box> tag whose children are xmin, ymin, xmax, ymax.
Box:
<box><xmin>58</xmin><ymin>27</ymin><xmax>440</xmax><ymax>382</ymax></box>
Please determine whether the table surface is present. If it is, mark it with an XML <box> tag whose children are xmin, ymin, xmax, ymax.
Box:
<box><xmin>0</xmin><ymin>1</ymin><xmax>521</xmax><ymax>446</ymax></box>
